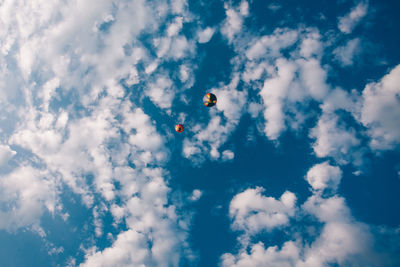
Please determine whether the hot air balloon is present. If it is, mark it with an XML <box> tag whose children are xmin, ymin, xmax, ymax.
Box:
<box><xmin>175</xmin><ymin>124</ymin><xmax>184</xmax><ymax>133</ymax></box>
<box><xmin>203</xmin><ymin>93</ymin><xmax>217</xmax><ymax>107</ymax></box>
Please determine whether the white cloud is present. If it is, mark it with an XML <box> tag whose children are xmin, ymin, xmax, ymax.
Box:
<box><xmin>146</xmin><ymin>76</ymin><xmax>175</xmax><ymax>110</ymax></box>
<box><xmin>320</xmin><ymin>87</ymin><xmax>360</xmax><ymax>114</ymax></box>
<box><xmin>221</xmin><ymin>1</ymin><xmax>249</xmax><ymax>42</ymax></box>
<box><xmin>222</xmin><ymin>163</ymin><xmax>375</xmax><ymax>267</ymax></box>
<box><xmin>0</xmin><ymin>166</ymin><xmax>58</xmax><ymax>231</ymax></box>
<box><xmin>299</xmin><ymin>31</ymin><xmax>323</xmax><ymax>58</ymax></box>
<box><xmin>302</xmin><ymin>195</ymin><xmax>351</xmax><ymax>223</ymax></box>
<box><xmin>179</xmin><ymin>65</ymin><xmax>190</xmax><ymax>82</ymax></box>
<box><xmin>189</xmin><ymin>189</ymin><xmax>202</xmax><ymax>201</ymax></box>
<box><xmin>221</xmin><ymin>8</ymin><xmax>243</xmax><ymax>42</ymax></box>
<box><xmin>197</xmin><ymin>27</ymin><xmax>215</xmax><ymax>43</ymax></box>
<box><xmin>0</xmin><ymin>1</ymin><xmax>200</xmax><ymax>265</ymax></box>
<box><xmin>182</xmin><ymin>75</ymin><xmax>246</xmax><ymax>162</ymax></box>
<box><xmin>297</xmin><ymin>58</ymin><xmax>329</xmax><ymax>101</ymax></box>
<box><xmin>334</xmin><ymin>38</ymin><xmax>361</xmax><ymax>66</ymax></box>
<box><xmin>125</xmin><ymin>67</ymin><xmax>140</xmax><ymax>86</ymax></box>
<box><xmin>221</xmin><ymin>241</ymin><xmax>300</xmax><ymax>267</ymax></box>
<box><xmin>214</xmin><ymin>76</ymin><xmax>247</xmax><ymax>121</ymax></box>
<box><xmin>184</xmin><ymin>116</ymin><xmax>236</xmax><ymax>162</ymax></box>
<box><xmin>223</xmin><ymin>192</ymin><xmax>374</xmax><ymax>267</ymax></box>
<box><xmin>229</xmin><ymin>187</ymin><xmax>296</xmax><ymax>234</ymax></box>
<box><xmin>0</xmin><ymin>144</ymin><xmax>16</xmax><ymax>166</ymax></box>
<box><xmin>260</xmin><ymin>58</ymin><xmax>296</xmax><ymax>140</ymax></box>
<box><xmin>242</xmin><ymin>62</ymin><xmax>269</xmax><ymax>83</ymax></box>
<box><xmin>358</xmin><ymin>64</ymin><xmax>400</xmax><ymax>150</ymax></box>
<box><xmin>306</xmin><ymin>162</ymin><xmax>342</xmax><ymax>193</ymax></box>
<box><xmin>182</xmin><ymin>138</ymin><xmax>202</xmax><ymax>160</ymax></box>
<box><xmin>2</xmin><ymin>0</ymin><xmax>397</xmax><ymax>265</ymax></box>
<box><xmin>169</xmin><ymin>36</ymin><xmax>193</xmax><ymax>59</ymax></box>
<box><xmin>222</xmin><ymin>150</ymin><xmax>234</xmax><ymax>161</ymax></box>
<box><xmin>240</xmin><ymin>28</ymin><xmax>330</xmax><ymax>141</ymax></box>
<box><xmin>338</xmin><ymin>2</ymin><xmax>368</xmax><ymax>34</ymax></box>
<box><xmin>301</xmin><ymin>195</ymin><xmax>372</xmax><ymax>266</ymax></box>
<box><xmin>70</xmin><ymin>102</ymin><xmax>190</xmax><ymax>266</ymax></box>
<box><xmin>153</xmin><ymin>15</ymin><xmax>195</xmax><ymax>61</ymax></box>
<box><xmin>167</xmin><ymin>17</ymin><xmax>183</xmax><ymax>37</ymax></box>
<box><xmin>239</xmin><ymin>1</ymin><xmax>249</xmax><ymax>16</ymax></box>
<box><xmin>81</xmin><ymin>230</ymin><xmax>153</xmax><ymax>267</ymax></box>
<box><xmin>171</xmin><ymin>0</ymin><xmax>187</xmax><ymax>14</ymax></box>
<box><xmin>247</xmin><ymin>102</ymin><xmax>263</xmax><ymax>118</ymax></box>
<box><xmin>245</xmin><ymin>30</ymin><xmax>298</xmax><ymax>61</ymax></box>
<box><xmin>310</xmin><ymin>112</ymin><xmax>361</xmax><ymax>165</ymax></box>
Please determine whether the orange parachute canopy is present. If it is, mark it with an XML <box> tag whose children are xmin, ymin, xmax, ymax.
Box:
<box><xmin>175</xmin><ymin>124</ymin><xmax>184</xmax><ymax>133</ymax></box>
<box><xmin>203</xmin><ymin>93</ymin><xmax>217</xmax><ymax>107</ymax></box>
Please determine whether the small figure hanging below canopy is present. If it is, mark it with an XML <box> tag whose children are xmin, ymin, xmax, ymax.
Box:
<box><xmin>203</xmin><ymin>93</ymin><xmax>217</xmax><ymax>107</ymax></box>
<box><xmin>175</xmin><ymin>124</ymin><xmax>184</xmax><ymax>133</ymax></box>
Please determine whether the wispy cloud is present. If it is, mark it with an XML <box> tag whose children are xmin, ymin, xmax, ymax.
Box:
<box><xmin>338</xmin><ymin>1</ymin><xmax>369</xmax><ymax>34</ymax></box>
<box><xmin>334</xmin><ymin>38</ymin><xmax>361</xmax><ymax>66</ymax></box>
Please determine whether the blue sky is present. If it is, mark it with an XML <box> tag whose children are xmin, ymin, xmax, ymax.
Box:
<box><xmin>0</xmin><ymin>0</ymin><xmax>399</xmax><ymax>266</ymax></box>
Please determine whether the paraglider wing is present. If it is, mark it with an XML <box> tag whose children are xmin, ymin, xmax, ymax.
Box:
<box><xmin>175</xmin><ymin>124</ymin><xmax>184</xmax><ymax>133</ymax></box>
<box><xmin>203</xmin><ymin>93</ymin><xmax>217</xmax><ymax>107</ymax></box>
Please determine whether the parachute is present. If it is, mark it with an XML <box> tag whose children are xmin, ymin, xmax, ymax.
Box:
<box><xmin>175</xmin><ymin>124</ymin><xmax>184</xmax><ymax>133</ymax></box>
<box><xmin>203</xmin><ymin>93</ymin><xmax>217</xmax><ymax>107</ymax></box>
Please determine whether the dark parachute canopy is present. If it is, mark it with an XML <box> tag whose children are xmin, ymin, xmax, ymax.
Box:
<box><xmin>175</xmin><ymin>124</ymin><xmax>184</xmax><ymax>133</ymax></box>
<box><xmin>203</xmin><ymin>93</ymin><xmax>217</xmax><ymax>107</ymax></box>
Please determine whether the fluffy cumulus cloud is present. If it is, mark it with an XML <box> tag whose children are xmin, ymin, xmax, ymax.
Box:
<box><xmin>81</xmin><ymin>230</ymin><xmax>154</xmax><ymax>267</ymax></box>
<box><xmin>189</xmin><ymin>189</ymin><xmax>202</xmax><ymax>201</ymax></box>
<box><xmin>0</xmin><ymin>166</ymin><xmax>58</xmax><ymax>231</ymax></box>
<box><xmin>259</xmin><ymin>53</ymin><xmax>329</xmax><ymax>140</ymax></box>
<box><xmin>338</xmin><ymin>1</ymin><xmax>369</xmax><ymax>34</ymax></box>
<box><xmin>310</xmin><ymin>112</ymin><xmax>361</xmax><ymax>165</ymax></box>
<box><xmin>358</xmin><ymin>64</ymin><xmax>400</xmax><ymax>150</ymax></box>
<box><xmin>1</xmin><ymin>0</ymin><xmax>399</xmax><ymax>265</ymax></box>
<box><xmin>221</xmin><ymin>1</ymin><xmax>249</xmax><ymax>42</ymax></box>
<box><xmin>227</xmin><ymin>27</ymin><xmax>333</xmax><ymax>141</ymax></box>
<box><xmin>83</xmin><ymin>169</ymin><xmax>190</xmax><ymax>267</ymax></box>
<box><xmin>301</xmin><ymin>195</ymin><xmax>373</xmax><ymax>266</ymax></box>
<box><xmin>305</xmin><ymin>161</ymin><xmax>342</xmax><ymax>192</ymax></box>
<box><xmin>229</xmin><ymin>187</ymin><xmax>297</xmax><ymax>234</ymax></box>
<box><xmin>222</xmin><ymin>164</ymin><xmax>377</xmax><ymax>267</ymax></box>
<box><xmin>260</xmin><ymin>58</ymin><xmax>297</xmax><ymax>140</ymax></box>
<box><xmin>197</xmin><ymin>27</ymin><xmax>215</xmax><ymax>43</ymax></box>
<box><xmin>221</xmin><ymin>241</ymin><xmax>300</xmax><ymax>267</ymax></box>
<box><xmin>0</xmin><ymin>0</ymin><xmax>199</xmax><ymax>265</ymax></box>
<box><xmin>147</xmin><ymin>76</ymin><xmax>175</xmax><ymax>110</ymax></box>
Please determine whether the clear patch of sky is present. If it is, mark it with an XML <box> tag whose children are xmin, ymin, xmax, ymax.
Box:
<box><xmin>340</xmin><ymin>150</ymin><xmax>400</xmax><ymax>227</ymax></box>
<box><xmin>0</xmin><ymin>230</ymin><xmax>56</xmax><ymax>267</ymax></box>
